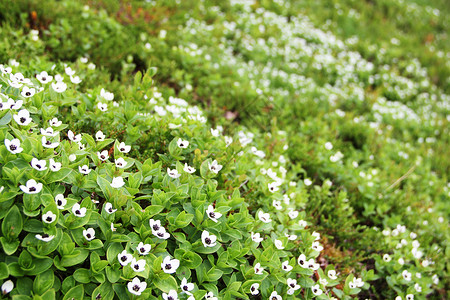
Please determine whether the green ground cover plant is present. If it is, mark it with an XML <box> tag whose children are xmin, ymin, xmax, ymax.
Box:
<box><xmin>0</xmin><ymin>0</ymin><xmax>448</xmax><ymax>299</ymax></box>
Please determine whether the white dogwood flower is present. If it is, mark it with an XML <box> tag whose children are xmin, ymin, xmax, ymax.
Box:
<box><xmin>83</xmin><ymin>228</ymin><xmax>95</xmax><ymax>241</ymax></box>
<box><xmin>20</xmin><ymin>179</ymin><xmax>43</xmax><ymax>194</ymax></box>
<box><xmin>127</xmin><ymin>277</ymin><xmax>146</xmax><ymax>296</ymax></box>
<box><xmin>111</xmin><ymin>177</ymin><xmax>125</xmax><ymax>188</ymax></box>
<box><xmin>161</xmin><ymin>256</ymin><xmax>180</xmax><ymax>274</ymax></box>
<box><xmin>5</xmin><ymin>138</ymin><xmax>23</xmax><ymax>154</ymax></box>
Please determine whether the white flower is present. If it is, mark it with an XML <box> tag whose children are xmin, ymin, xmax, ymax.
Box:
<box><xmin>118</xmin><ymin>250</ymin><xmax>133</xmax><ymax>266</ymax></box>
<box><xmin>36</xmin><ymin>71</ymin><xmax>53</xmax><ymax>84</ymax></box>
<box><xmin>1</xmin><ymin>280</ymin><xmax>14</xmax><ymax>295</ymax></box>
<box><xmin>298</xmin><ymin>220</ymin><xmax>307</xmax><ymax>228</ymax></box>
<box><xmin>224</xmin><ymin>136</ymin><xmax>232</xmax><ymax>147</ymax></box>
<box><xmin>285</xmin><ymin>233</ymin><xmax>297</xmax><ymax>241</ymax></box>
<box><xmin>180</xmin><ymin>278</ymin><xmax>194</xmax><ymax>295</ymax></box>
<box><xmin>201</xmin><ymin>231</ymin><xmax>217</xmax><ymax>247</ymax></box>
<box><xmin>20</xmin><ymin>179</ymin><xmax>43</xmax><ymax>194</ymax></box>
<box><xmin>111</xmin><ymin>177</ymin><xmax>125</xmax><ymax>188</ymax></box>
<box><xmin>68</xmin><ymin>130</ymin><xmax>82</xmax><ymax>142</ymax></box>
<box><xmin>97</xmin><ymin>150</ymin><xmax>109</xmax><ymax>161</ymax></box>
<box><xmin>40</xmin><ymin>127</ymin><xmax>58</xmax><ymax>137</ymax></box>
<box><xmin>208</xmin><ymin>160</ymin><xmax>223</xmax><ymax>174</ymax></box>
<box><xmin>325</xmin><ymin>142</ymin><xmax>333</xmax><ymax>150</ymax></box>
<box><xmin>13</xmin><ymin>109</ymin><xmax>32</xmax><ymax>126</ymax></box>
<box><xmin>249</xmin><ymin>283</ymin><xmax>259</xmax><ymax>295</ymax></box>
<box><xmin>210</xmin><ymin>128</ymin><xmax>220</xmax><ymax>137</ymax></box>
<box><xmin>79</xmin><ymin>165</ymin><xmax>92</xmax><ymax>175</ymax></box>
<box><xmin>352</xmin><ymin>277</ymin><xmax>364</xmax><ymax>287</ymax></box>
<box><xmin>49</xmin><ymin>117</ymin><xmax>62</xmax><ymax>127</ymax></box>
<box><xmin>312</xmin><ymin>231</ymin><xmax>321</xmax><ymax>240</ymax></box>
<box><xmin>97</xmin><ymin>102</ymin><xmax>108</xmax><ymax>111</ymax></box>
<box><xmin>432</xmin><ymin>274</ymin><xmax>439</xmax><ymax>285</ymax></box>
<box><xmin>136</xmin><ymin>242</ymin><xmax>151</xmax><ymax>256</ymax></box>
<box><xmin>304</xmin><ymin>178</ymin><xmax>312</xmax><ymax>186</ymax></box>
<box><xmin>5</xmin><ymin>138</ymin><xmax>23</xmax><ymax>154</ymax></box>
<box><xmin>154</xmin><ymin>227</ymin><xmax>170</xmax><ymax>240</ymax></box>
<box><xmin>268</xmin><ymin>182</ymin><xmax>279</xmax><ymax>193</ymax></box>
<box><xmin>72</xmin><ymin>203</ymin><xmax>86</xmax><ymax>217</ymax></box>
<box><xmin>251</xmin><ymin>232</ymin><xmax>263</xmax><ymax>243</ymax></box>
<box><xmin>117</xmin><ymin>142</ymin><xmax>131</xmax><ymax>153</ymax></box>
<box><xmin>104</xmin><ymin>202</ymin><xmax>117</xmax><ymax>214</ymax></box>
<box><xmin>311</xmin><ymin>284</ymin><xmax>323</xmax><ymax>296</ymax></box>
<box><xmin>206</xmin><ymin>205</ymin><xmax>222</xmax><ymax>223</ymax></box>
<box><xmin>274</xmin><ymin>239</ymin><xmax>284</xmax><ymax>250</ymax></box>
<box><xmin>95</xmin><ymin>131</ymin><xmax>105</xmax><ymax>141</ymax></box>
<box><xmin>287</xmin><ymin>278</ymin><xmax>300</xmax><ymax>292</ymax></box>
<box><xmin>130</xmin><ymin>258</ymin><xmax>146</xmax><ymax>272</ymax></box>
<box><xmin>312</xmin><ymin>241</ymin><xmax>323</xmax><ymax>252</ymax></box>
<box><xmin>272</xmin><ymin>200</ymin><xmax>282</xmax><ymax>210</ymax></box>
<box><xmin>414</xmin><ymin>283</ymin><xmax>421</xmax><ymax>292</ymax></box>
<box><xmin>328</xmin><ymin>270</ymin><xmax>338</xmax><ymax>280</ymax></box>
<box><xmin>406</xmin><ymin>294</ymin><xmax>414</xmax><ymax>300</ymax></box>
<box><xmin>162</xmin><ymin>290</ymin><xmax>178</xmax><ymax>300</ymax></box>
<box><xmin>21</xmin><ymin>86</ymin><xmax>35</xmax><ymax>98</ymax></box>
<box><xmin>70</xmin><ymin>75</ymin><xmax>82</xmax><ymax>84</ymax></box>
<box><xmin>49</xmin><ymin>159</ymin><xmax>62</xmax><ymax>172</ymax></box>
<box><xmin>298</xmin><ymin>254</ymin><xmax>307</xmax><ymax>268</ymax></box>
<box><xmin>383</xmin><ymin>254</ymin><xmax>391</xmax><ymax>262</ymax></box>
<box><xmin>30</xmin><ymin>158</ymin><xmax>47</xmax><ymax>171</ymax></box>
<box><xmin>177</xmin><ymin>138</ymin><xmax>189</xmax><ymax>148</ymax></box>
<box><xmin>269</xmin><ymin>291</ymin><xmax>282</xmax><ymax>300</ymax></box>
<box><xmin>258</xmin><ymin>211</ymin><xmax>271</xmax><ymax>223</ymax></box>
<box><xmin>204</xmin><ymin>292</ymin><xmax>218</xmax><ymax>300</ymax></box>
<box><xmin>35</xmin><ymin>234</ymin><xmax>55</xmax><ymax>242</ymax></box>
<box><xmin>41</xmin><ymin>136</ymin><xmax>59</xmax><ymax>149</ymax></box>
<box><xmin>183</xmin><ymin>163</ymin><xmax>196</xmax><ymax>173</ymax></box>
<box><xmin>65</xmin><ymin>67</ymin><xmax>75</xmax><ymax>76</ymax></box>
<box><xmin>319</xmin><ymin>278</ymin><xmax>328</xmax><ymax>286</ymax></box>
<box><xmin>83</xmin><ymin>228</ymin><xmax>95</xmax><ymax>241</ymax></box>
<box><xmin>51</xmin><ymin>81</ymin><xmax>67</xmax><ymax>93</ymax></box>
<box><xmin>127</xmin><ymin>277</ymin><xmax>147</xmax><ymax>296</ymax></box>
<box><xmin>100</xmin><ymin>88</ymin><xmax>114</xmax><ymax>101</ymax></box>
<box><xmin>402</xmin><ymin>270</ymin><xmax>412</xmax><ymax>281</ymax></box>
<box><xmin>0</xmin><ymin>186</ymin><xmax>3</xmax><ymax>194</ymax></box>
<box><xmin>288</xmin><ymin>209</ymin><xmax>299</xmax><ymax>219</ymax></box>
<box><xmin>165</xmin><ymin>168</ymin><xmax>181</xmax><ymax>179</ymax></box>
<box><xmin>55</xmin><ymin>194</ymin><xmax>66</xmax><ymax>209</ymax></box>
<box><xmin>115</xmin><ymin>157</ymin><xmax>127</xmax><ymax>168</ymax></box>
<box><xmin>161</xmin><ymin>256</ymin><xmax>180</xmax><ymax>274</ymax></box>
<box><xmin>42</xmin><ymin>211</ymin><xmax>56</xmax><ymax>224</ymax></box>
<box><xmin>282</xmin><ymin>260</ymin><xmax>293</xmax><ymax>272</ymax></box>
<box><xmin>254</xmin><ymin>263</ymin><xmax>264</xmax><ymax>275</ymax></box>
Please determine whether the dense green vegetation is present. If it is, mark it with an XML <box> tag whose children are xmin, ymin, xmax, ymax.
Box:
<box><xmin>0</xmin><ymin>0</ymin><xmax>448</xmax><ymax>299</ymax></box>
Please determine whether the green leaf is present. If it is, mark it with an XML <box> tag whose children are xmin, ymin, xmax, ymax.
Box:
<box><xmin>0</xmin><ymin>111</ymin><xmax>12</xmax><ymax>126</ymax></box>
<box><xmin>27</xmin><ymin>258</ymin><xmax>53</xmax><ymax>276</ymax></box>
<box><xmin>106</xmin><ymin>242</ymin><xmax>122</xmax><ymax>264</ymax></box>
<box><xmin>33</xmin><ymin>270</ymin><xmax>54</xmax><ymax>296</ymax></box>
<box><xmin>61</xmin><ymin>249</ymin><xmax>89</xmax><ymax>267</ymax></box>
<box><xmin>174</xmin><ymin>211</ymin><xmax>194</xmax><ymax>228</ymax></box>
<box><xmin>154</xmin><ymin>273</ymin><xmax>178</xmax><ymax>293</ymax></box>
<box><xmin>0</xmin><ymin>237</ymin><xmax>20</xmax><ymax>255</ymax></box>
<box><xmin>2</xmin><ymin>205</ymin><xmax>23</xmax><ymax>242</ymax></box>
<box><xmin>97</xmin><ymin>176</ymin><xmax>114</xmax><ymax>200</ymax></box>
<box><xmin>63</xmin><ymin>284</ymin><xmax>84</xmax><ymax>300</ymax></box>
<box><xmin>45</xmin><ymin>168</ymin><xmax>72</xmax><ymax>183</ymax></box>
<box><xmin>74</xmin><ymin>268</ymin><xmax>91</xmax><ymax>283</ymax></box>
<box><xmin>0</xmin><ymin>262</ymin><xmax>9</xmax><ymax>280</ymax></box>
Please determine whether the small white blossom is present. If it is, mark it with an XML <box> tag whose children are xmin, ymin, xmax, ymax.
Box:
<box><xmin>127</xmin><ymin>277</ymin><xmax>146</xmax><ymax>296</ymax></box>
<box><xmin>180</xmin><ymin>278</ymin><xmax>194</xmax><ymax>295</ymax></box>
<box><xmin>115</xmin><ymin>157</ymin><xmax>127</xmax><ymax>168</ymax></box>
<box><xmin>104</xmin><ymin>202</ymin><xmax>117</xmax><ymax>214</ymax></box>
<box><xmin>161</xmin><ymin>256</ymin><xmax>180</xmax><ymax>274</ymax></box>
<box><xmin>95</xmin><ymin>131</ymin><xmax>105</xmax><ymax>141</ymax></box>
<box><xmin>206</xmin><ymin>205</ymin><xmax>222</xmax><ymax>222</ymax></box>
<box><xmin>251</xmin><ymin>232</ymin><xmax>263</xmax><ymax>243</ymax></box>
<box><xmin>201</xmin><ymin>230</ymin><xmax>217</xmax><ymax>247</ymax></box>
<box><xmin>131</xmin><ymin>258</ymin><xmax>146</xmax><ymax>272</ymax></box>
<box><xmin>55</xmin><ymin>194</ymin><xmax>66</xmax><ymax>209</ymax></box>
<box><xmin>183</xmin><ymin>163</ymin><xmax>196</xmax><ymax>173</ymax></box>
<box><xmin>31</xmin><ymin>158</ymin><xmax>47</xmax><ymax>171</ymax></box>
<box><xmin>258</xmin><ymin>211</ymin><xmax>271</xmax><ymax>223</ymax></box>
<box><xmin>111</xmin><ymin>177</ymin><xmax>125</xmax><ymax>188</ymax></box>
<box><xmin>118</xmin><ymin>250</ymin><xmax>133</xmax><ymax>266</ymax></box>
<box><xmin>42</xmin><ymin>211</ymin><xmax>56</xmax><ymax>224</ymax></box>
<box><xmin>117</xmin><ymin>142</ymin><xmax>131</xmax><ymax>153</ymax></box>
<box><xmin>72</xmin><ymin>203</ymin><xmax>86</xmax><ymax>217</ymax></box>
<box><xmin>249</xmin><ymin>283</ymin><xmax>259</xmax><ymax>295</ymax></box>
<box><xmin>208</xmin><ymin>160</ymin><xmax>223</xmax><ymax>174</ymax></box>
<box><xmin>254</xmin><ymin>263</ymin><xmax>264</xmax><ymax>275</ymax></box>
<box><xmin>1</xmin><ymin>280</ymin><xmax>14</xmax><ymax>295</ymax></box>
<box><xmin>13</xmin><ymin>109</ymin><xmax>32</xmax><ymax>126</ymax></box>
<box><xmin>177</xmin><ymin>138</ymin><xmax>189</xmax><ymax>148</ymax></box>
<box><xmin>20</xmin><ymin>179</ymin><xmax>43</xmax><ymax>194</ymax></box>
<box><xmin>83</xmin><ymin>228</ymin><xmax>95</xmax><ymax>241</ymax></box>
<box><xmin>311</xmin><ymin>284</ymin><xmax>323</xmax><ymax>296</ymax></box>
<box><xmin>51</xmin><ymin>81</ymin><xmax>67</xmax><ymax>93</ymax></box>
<box><xmin>281</xmin><ymin>260</ymin><xmax>293</xmax><ymax>272</ymax></box>
<box><xmin>35</xmin><ymin>234</ymin><xmax>55</xmax><ymax>242</ymax></box>
<box><xmin>78</xmin><ymin>165</ymin><xmax>91</xmax><ymax>175</ymax></box>
<box><xmin>269</xmin><ymin>291</ymin><xmax>282</xmax><ymax>300</ymax></box>
<box><xmin>36</xmin><ymin>71</ymin><xmax>53</xmax><ymax>84</ymax></box>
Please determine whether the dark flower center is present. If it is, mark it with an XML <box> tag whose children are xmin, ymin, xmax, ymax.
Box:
<box><xmin>96</xmin><ymin>294</ymin><xmax>101</xmax><ymax>300</ymax></box>
<box><xmin>209</xmin><ymin>212</ymin><xmax>215</xmax><ymax>218</ymax></box>
<box><xmin>205</xmin><ymin>237</ymin><xmax>211</xmax><ymax>244</ymax></box>
<box><xmin>108</xmin><ymin>208</ymin><xmax>113</xmax><ymax>213</ymax></box>
<box><xmin>299</xmin><ymin>260</ymin><xmax>304</xmax><ymax>265</ymax></box>
<box><xmin>121</xmin><ymin>256</ymin><xmax>127</xmax><ymax>262</ymax></box>
<box><xmin>57</xmin><ymin>200</ymin><xmax>62</xmax><ymax>206</ymax></box>
<box><xmin>140</xmin><ymin>247</ymin><xmax>146</xmax><ymax>253</ymax></box>
<box><xmin>100</xmin><ymin>155</ymin><xmax>105</xmax><ymax>159</ymax></box>
<box><xmin>132</xmin><ymin>285</ymin><xmax>140</xmax><ymax>292</ymax></box>
<box><xmin>46</xmin><ymin>216</ymin><xmax>52</xmax><ymax>222</ymax></box>
<box><xmin>75</xmin><ymin>210</ymin><xmax>81</xmax><ymax>215</ymax></box>
<box><xmin>86</xmin><ymin>234</ymin><xmax>91</xmax><ymax>238</ymax></box>
<box><xmin>251</xmin><ymin>287</ymin><xmax>255</xmax><ymax>291</ymax></box>
<box><xmin>42</xmin><ymin>234</ymin><xmax>49</xmax><ymax>238</ymax></box>
<box><xmin>10</xmin><ymin>145</ymin><xmax>17</xmax><ymax>151</ymax></box>
<box><xmin>168</xmin><ymin>297</ymin><xmax>173</xmax><ymax>300</ymax></box>
<box><xmin>290</xmin><ymin>283</ymin><xmax>295</xmax><ymax>288</ymax></box>
<box><xmin>165</xmin><ymin>264</ymin><xmax>171</xmax><ymax>270</ymax></box>
<box><xmin>183</xmin><ymin>286</ymin><xmax>188</xmax><ymax>291</ymax></box>
<box><xmin>46</xmin><ymin>140</ymin><xmax>51</xmax><ymax>145</ymax></box>
<box><xmin>134</xmin><ymin>264</ymin><xmax>139</xmax><ymax>270</ymax></box>
<box><xmin>120</xmin><ymin>148</ymin><xmax>125</xmax><ymax>151</ymax></box>
<box><xmin>153</xmin><ymin>224</ymin><xmax>160</xmax><ymax>231</ymax></box>
<box><xmin>157</xmin><ymin>232</ymin><xmax>163</xmax><ymax>237</ymax></box>
<box><xmin>29</xmin><ymin>187</ymin><xmax>36</xmax><ymax>192</ymax></box>
<box><xmin>36</xmin><ymin>164</ymin><xmax>41</xmax><ymax>169</ymax></box>
<box><xmin>42</xmin><ymin>77</ymin><xmax>46</xmax><ymax>81</ymax></box>
<box><xmin>20</xmin><ymin>117</ymin><xmax>26</xmax><ymax>123</ymax></box>
<box><xmin>25</xmin><ymin>92</ymin><xmax>31</xmax><ymax>96</ymax></box>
